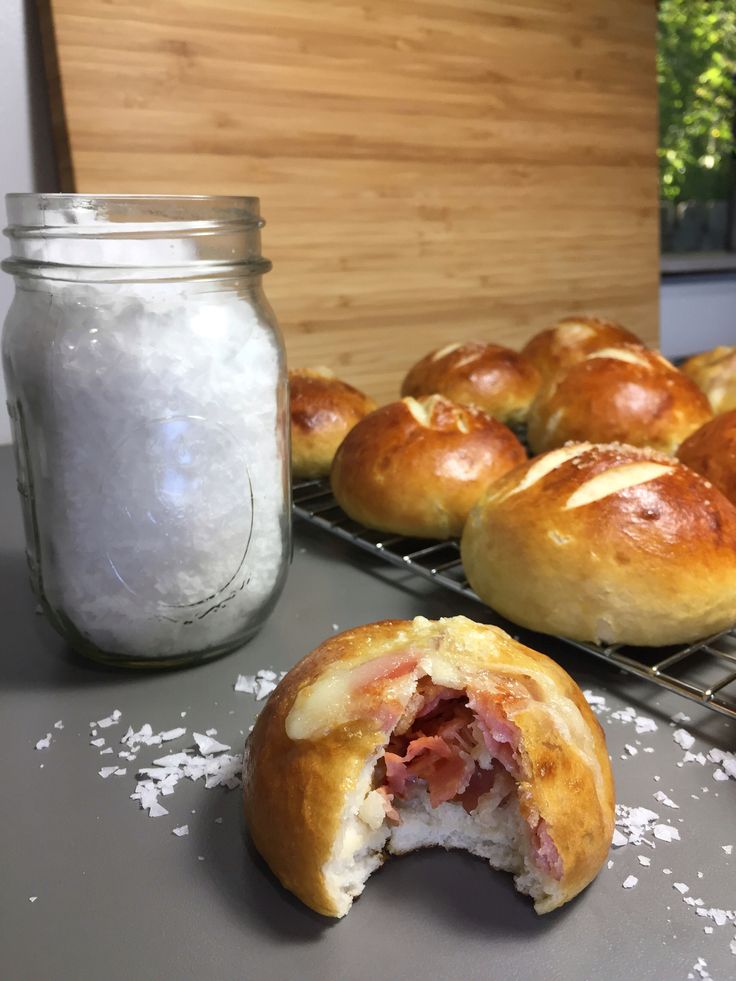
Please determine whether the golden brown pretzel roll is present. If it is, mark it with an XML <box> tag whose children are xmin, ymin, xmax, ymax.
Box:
<box><xmin>290</xmin><ymin>368</ymin><xmax>377</xmax><ymax>479</ymax></box>
<box><xmin>526</xmin><ymin>344</ymin><xmax>712</xmax><ymax>455</ymax></box>
<box><xmin>330</xmin><ymin>395</ymin><xmax>526</xmax><ymax>538</ymax></box>
<box><xmin>243</xmin><ymin>615</ymin><xmax>615</xmax><ymax>918</ymax></box>
<box><xmin>400</xmin><ymin>341</ymin><xmax>541</xmax><ymax>425</ymax></box>
<box><xmin>521</xmin><ymin>316</ymin><xmax>644</xmax><ymax>380</ymax></box>
<box><xmin>677</xmin><ymin>410</ymin><xmax>736</xmax><ymax>506</ymax></box>
<box><xmin>681</xmin><ymin>345</ymin><xmax>736</xmax><ymax>414</ymax></box>
<box><xmin>461</xmin><ymin>442</ymin><xmax>736</xmax><ymax>646</ymax></box>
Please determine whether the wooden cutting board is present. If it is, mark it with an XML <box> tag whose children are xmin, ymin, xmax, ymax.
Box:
<box><xmin>38</xmin><ymin>0</ymin><xmax>659</xmax><ymax>403</ymax></box>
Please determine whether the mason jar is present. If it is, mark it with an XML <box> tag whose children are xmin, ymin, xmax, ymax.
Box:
<box><xmin>2</xmin><ymin>194</ymin><xmax>290</xmax><ymax>667</ymax></box>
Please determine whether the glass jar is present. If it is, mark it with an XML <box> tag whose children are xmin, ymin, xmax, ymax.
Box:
<box><xmin>2</xmin><ymin>194</ymin><xmax>290</xmax><ymax>667</ymax></box>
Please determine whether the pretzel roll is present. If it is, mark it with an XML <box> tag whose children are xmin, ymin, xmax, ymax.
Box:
<box><xmin>526</xmin><ymin>344</ymin><xmax>712</xmax><ymax>455</ymax></box>
<box><xmin>681</xmin><ymin>345</ymin><xmax>736</xmax><ymax>414</ymax></box>
<box><xmin>290</xmin><ymin>368</ymin><xmax>377</xmax><ymax>479</ymax></box>
<box><xmin>330</xmin><ymin>395</ymin><xmax>526</xmax><ymax>539</ymax></box>
<box><xmin>400</xmin><ymin>342</ymin><xmax>541</xmax><ymax>425</ymax></box>
<box><xmin>678</xmin><ymin>410</ymin><xmax>736</xmax><ymax>506</ymax></box>
<box><xmin>461</xmin><ymin>442</ymin><xmax>736</xmax><ymax>646</ymax></box>
<box><xmin>521</xmin><ymin>316</ymin><xmax>644</xmax><ymax>380</ymax></box>
<box><xmin>243</xmin><ymin>615</ymin><xmax>615</xmax><ymax>918</ymax></box>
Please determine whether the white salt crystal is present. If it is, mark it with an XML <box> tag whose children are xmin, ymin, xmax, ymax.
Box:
<box><xmin>193</xmin><ymin>733</ymin><xmax>230</xmax><ymax>756</ymax></box>
<box><xmin>704</xmin><ymin>926</ymin><xmax>713</xmax><ymax>935</ymax></box>
<box><xmin>583</xmin><ymin>691</ymin><xmax>606</xmax><ymax>707</ymax></box>
<box><xmin>99</xmin><ymin>766</ymin><xmax>118</xmax><ymax>778</ymax></box>
<box><xmin>674</xmin><ymin>882</ymin><xmax>689</xmax><ymax>894</ymax></box>
<box><xmin>654</xmin><ymin>825</ymin><xmax>681</xmax><ymax>842</ymax></box>
<box><xmin>623</xmin><ymin>875</ymin><xmax>638</xmax><ymax>889</ymax></box>
<box><xmin>172</xmin><ymin>825</ymin><xmax>189</xmax><ymax>837</ymax></box>
<box><xmin>254</xmin><ymin>678</ymin><xmax>277</xmax><ymax>700</ymax></box>
<box><xmin>635</xmin><ymin>716</ymin><xmax>658</xmax><ymax>734</ymax></box>
<box><xmin>198</xmin><ymin>856</ymin><xmax>205</xmax><ymax>861</ymax></box>
<box><xmin>684</xmin><ymin>751</ymin><xmax>707</xmax><ymax>765</ymax></box>
<box><xmin>332</xmin><ymin>623</ymin><xmax>339</xmax><ymax>631</ymax></box>
<box><xmin>90</xmin><ymin>738</ymin><xmax>105</xmax><ymax>747</ymax></box>
<box><xmin>97</xmin><ymin>710</ymin><xmax>122</xmax><ymax>729</ymax></box>
<box><xmin>148</xmin><ymin>802</ymin><xmax>169</xmax><ymax>818</ymax></box>
<box><xmin>180</xmin><ymin>711</ymin><xmax>187</xmax><ymax>718</ymax></box>
<box><xmin>114</xmin><ymin>768</ymin><xmax>127</xmax><ymax>776</ymax></box>
<box><xmin>53</xmin><ymin>720</ymin><xmax>63</xmax><ymax>730</ymax></box>
<box><xmin>654</xmin><ymin>791</ymin><xmax>679</xmax><ymax>809</ymax></box>
<box><xmin>673</xmin><ymin>712</ymin><xmax>692</xmax><ymax>723</ymax></box>
<box><xmin>35</xmin><ymin>734</ymin><xmax>52</xmax><ymax>750</ymax></box>
<box><xmin>625</xmin><ymin>744</ymin><xmax>638</xmax><ymax>756</ymax></box>
<box><xmin>637</xmin><ymin>855</ymin><xmax>651</xmax><ymax>867</ymax></box>
<box><xmin>160</xmin><ymin>728</ymin><xmax>186</xmax><ymax>742</ymax></box>
<box><xmin>99</xmin><ymin>748</ymin><xmax>113</xmax><ymax>755</ymax></box>
<box><xmin>643</xmin><ymin>747</ymin><xmax>655</xmax><ymax>754</ymax></box>
<box><xmin>259</xmin><ymin>669</ymin><xmax>277</xmax><ymax>682</ymax></box>
<box><xmin>215</xmin><ymin>817</ymin><xmax>223</xmax><ymax>825</ymax></box>
<box><xmin>612</xmin><ymin>829</ymin><xmax>628</xmax><ymax>848</ymax></box>
<box><xmin>234</xmin><ymin>674</ymin><xmax>256</xmax><ymax>693</ymax></box>
<box><xmin>29</xmin><ymin>897</ymin><xmax>37</xmax><ymax>903</ymax></box>
<box><xmin>723</xmin><ymin>845</ymin><xmax>733</xmax><ymax>855</ymax></box>
<box><xmin>730</xmin><ymin>935</ymin><xmax>736</xmax><ymax>955</ymax></box>
<box><xmin>714</xmin><ymin>769</ymin><xmax>729</xmax><ymax>782</ymax></box>
<box><xmin>663</xmin><ymin>869</ymin><xmax>672</xmax><ymax>874</ymax></box>
<box><xmin>673</xmin><ymin>728</ymin><xmax>695</xmax><ymax>750</ymax></box>
<box><xmin>607</xmin><ymin>860</ymin><xmax>614</xmax><ymax>869</ymax></box>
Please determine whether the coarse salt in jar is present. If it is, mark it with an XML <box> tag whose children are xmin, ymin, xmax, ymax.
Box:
<box><xmin>2</xmin><ymin>194</ymin><xmax>290</xmax><ymax>666</ymax></box>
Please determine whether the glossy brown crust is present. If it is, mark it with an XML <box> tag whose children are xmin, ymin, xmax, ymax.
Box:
<box><xmin>526</xmin><ymin>344</ymin><xmax>713</xmax><ymax>455</ymax></box>
<box><xmin>521</xmin><ymin>316</ymin><xmax>644</xmax><ymax>380</ymax></box>
<box><xmin>681</xmin><ymin>346</ymin><xmax>736</xmax><ymax>414</ymax></box>
<box><xmin>400</xmin><ymin>342</ymin><xmax>541</xmax><ymax>424</ymax></box>
<box><xmin>330</xmin><ymin>396</ymin><xmax>527</xmax><ymax>538</ymax></box>
<box><xmin>461</xmin><ymin>443</ymin><xmax>736</xmax><ymax>646</ymax></box>
<box><xmin>243</xmin><ymin>617</ymin><xmax>616</xmax><ymax>917</ymax></box>
<box><xmin>290</xmin><ymin>369</ymin><xmax>377</xmax><ymax>478</ymax></box>
<box><xmin>678</xmin><ymin>410</ymin><xmax>736</xmax><ymax>506</ymax></box>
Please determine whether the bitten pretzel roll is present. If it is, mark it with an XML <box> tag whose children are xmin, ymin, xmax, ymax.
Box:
<box><xmin>330</xmin><ymin>395</ymin><xmax>526</xmax><ymax>539</ymax></box>
<box><xmin>243</xmin><ymin>616</ymin><xmax>615</xmax><ymax>918</ymax></box>
<box><xmin>400</xmin><ymin>341</ymin><xmax>541</xmax><ymax>425</ymax></box>
<box><xmin>290</xmin><ymin>368</ymin><xmax>377</xmax><ymax>479</ymax></box>
<box><xmin>461</xmin><ymin>442</ymin><xmax>736</xmax><ymax>646</ymax></box>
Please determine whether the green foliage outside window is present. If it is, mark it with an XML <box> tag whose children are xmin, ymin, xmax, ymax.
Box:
<box><xmin>658</xmin><ymin>0</ymin><xmax>736</xmax><ymax>202</ymax></box>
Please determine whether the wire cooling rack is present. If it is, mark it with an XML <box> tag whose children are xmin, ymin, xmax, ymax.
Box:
<box><xmin>293</xmin><ymin>478</ymin><xmax>736</xmax><ymax>721</ymax></box>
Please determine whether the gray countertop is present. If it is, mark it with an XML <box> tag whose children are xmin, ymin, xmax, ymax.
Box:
<box><xmin>0</xmin><ymin>443</ymin><xmax>734</xmax><ymax>981</ymax></box>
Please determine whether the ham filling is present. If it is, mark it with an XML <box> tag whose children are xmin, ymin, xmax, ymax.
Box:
<box><xmin>374</xmin><ymin>677</ymin><xmax>563</xmax><ymax>881</ymax></box>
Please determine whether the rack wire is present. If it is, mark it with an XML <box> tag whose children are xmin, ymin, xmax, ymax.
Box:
<box><xmin>293</xmin><ymin>478</ymin><xmax>736</xmax><ymax>721</ymax></box>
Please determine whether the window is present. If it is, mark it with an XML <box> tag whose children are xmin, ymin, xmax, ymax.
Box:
<box><xmin>658</xmin><ymin>0</ymin><xmax>736</xmax><ymax>271</ymax></box>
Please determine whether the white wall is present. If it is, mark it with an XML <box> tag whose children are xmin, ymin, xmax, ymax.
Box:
<box><xmin>0</xmin><ymin>0</ymin><xmax>58</xmax><ymax>444</ymax></box>
<box><xmin>0</xmin><ymin>0</ymin><xmax>734</xmax><ymax>444</ymax></box>
<box><xmin>660</xmin><ymin>274</ymin><xmax>736</xmax><ymax>360</ymax></box>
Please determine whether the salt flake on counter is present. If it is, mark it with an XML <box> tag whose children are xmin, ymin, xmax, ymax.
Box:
<box><xmin>193</xmin><ymin>733</ymin><xmax>230</xmax><ymax>756</ymax></box>
<box><xmin>612</xmin><ymin>829</ymin><xmax>628</xmax><ymax>848</ymax></box>
<box><xmin>637</xmin><ymin>855</ymin><xmax>651</xmax><ymax>867</ymax></box>
<box><xmin>673</xmin><ymin>728</ymin><xmax>695</xmax><ymax>751</ymax></box>
<box><xmin>623</xmin><ymin>875</ymin><xmax>638</xmax><ymax>889</ymax></box>
<box><xmin>160</xmin><ymin>728</ymin><xmax>186</xmax><ymax>742</ymax></box>
<box><xmin>653</xmin><ymin>825</ymin><xmax>681</xmax><ymax>843</ymax></box>
<box><xmin>730</xmin><ymin>935</ymin><xmax>736</xmax><ymax>955</ymax></box>
<box><xmin>53</xmin><ymin>720</ymin><xmax>63</xmax><ymax>730</ymax></box>
<box><xmin>714</xmin><ymin>769</ymin><xmax>729</xmax><ymax>782</ymax></box>
<box><xmin>90</xmin><ymin>738</ymin><xmax>105</xmax><ymax>747</ymax></box>
<box><xmin>674</xmin><ymin>882</ymin><xmax>689</xmax><ymax>894</ymax></box>
<box><xmin>172</xmin><ymin>825</ymin><xmax>189</xmax><ymax>837</ymax></box>
<box><xmin>29</xmin><ymin>897</ymin><xmax>37</xmax><ymax>903</ymax></box>
<box><xmin>723</xmin><ymin>845</ymin><xmax>733</xmax><ymax>855</ymax></box>
<box><xmin>99</xmin><ymin>766</ymin><xmax>118</xmax><ymax>778</ymax></box>
<box><xmin>654</xmin><ymin>791</ymin><xmax>679</xmax><ymax>809</ymax></box>
<box><xmin>234</xmin><ymin>674</ymin><xmax>256</xmax><ymax>693</ymax></box>
<box><xmin>148</xmin><ymin>802</ymin><xmax>169</xmax><ymax>818</ymax></box>
<box><xmin>35</xmin><ymin>734</ymin><xmax>52</xmax><ymax>751</ymax></box>
<box><xmin>96</xmin><ymin>710</ymin><xmax>122</xmax><ymax>729</ymax></box>
<box><xmin>205</xmin><ymin>728</ymin><xmax>217</xmax><ymax>737</ymax></box>
<box><xmin>583</xmin><ymin>690</ymin><xmax>607</xmax><ymax>708</ymax></box>
<box><xmin>635</xmin><ymin>716</ymin><xmax>658</xmax><ymax>735</ymax></box>
<box><xmin>673</xmin><ymin>711</ymin><xmax>692</xmax><ymax>723</ymax></box>
<box><xmin>99</xmin><ymin>748</ymin><xmax>113</xmax><ymax>755</ymax></box>
<box><xmin>624</xmin><ymin>744</ymin><xmax>638</xmax><ymax>756</ymax></box>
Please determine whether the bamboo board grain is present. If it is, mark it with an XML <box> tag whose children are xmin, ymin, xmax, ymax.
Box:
<box><xmin>38</xmin><ymin>0</ymin><xmax>660</xmax><ymax>404</ymax></box>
